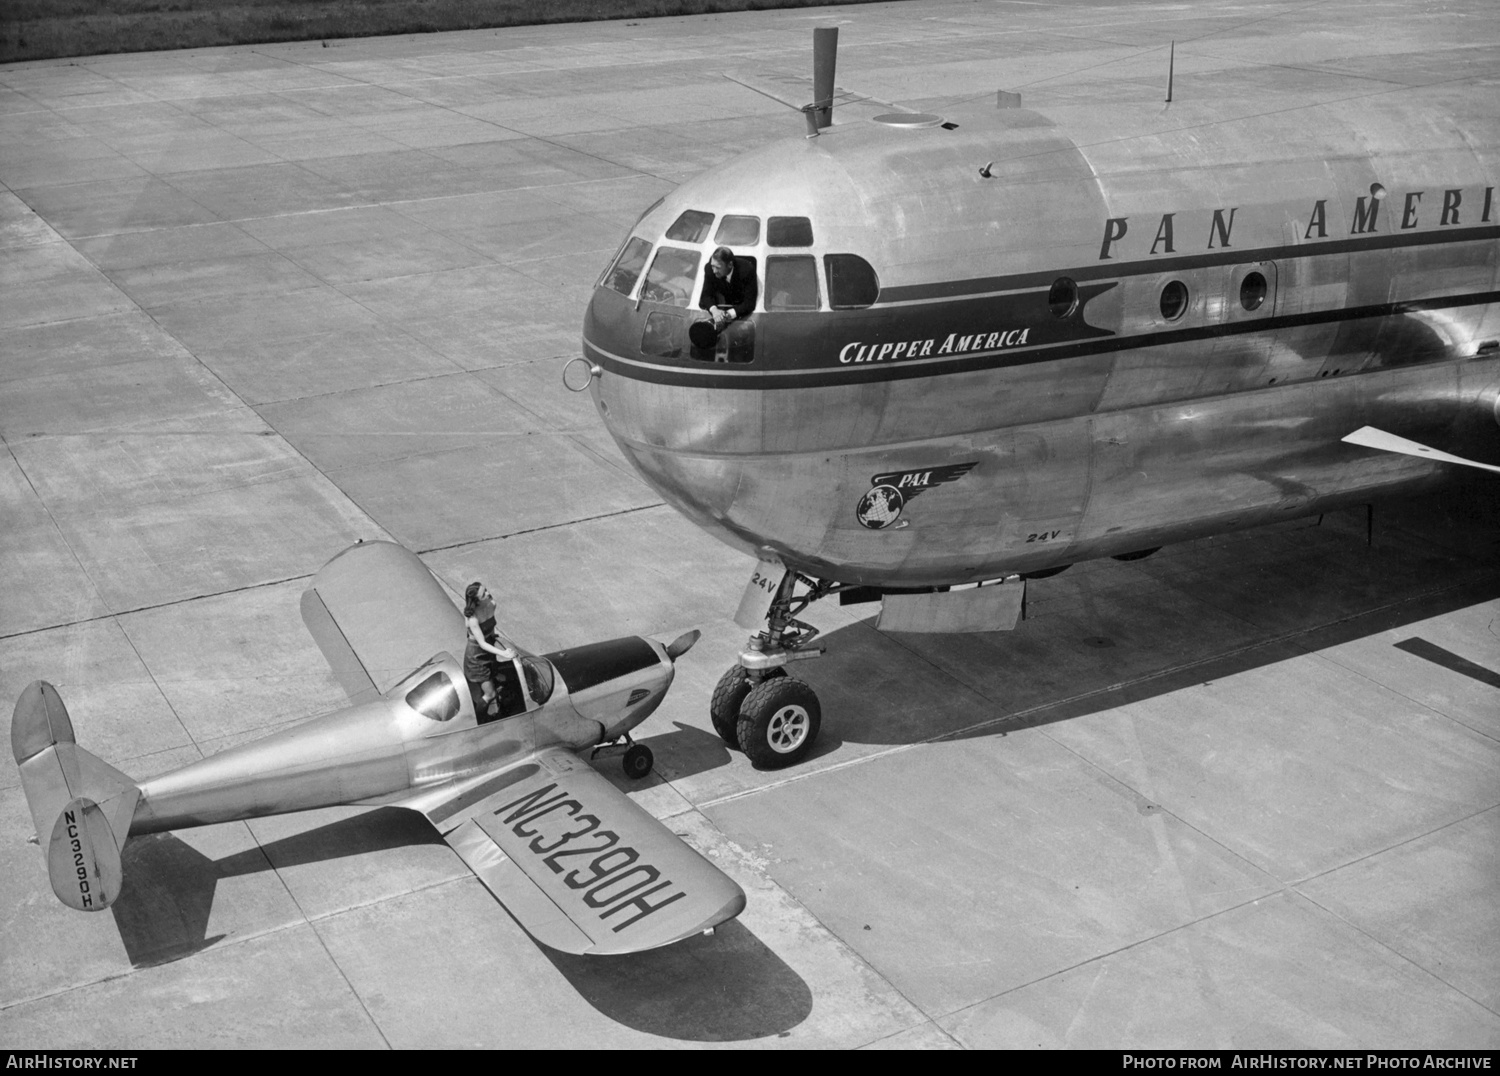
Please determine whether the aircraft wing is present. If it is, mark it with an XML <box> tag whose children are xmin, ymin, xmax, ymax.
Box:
<box><xmin>300</xmin><ymin>541</ymin><xmax>468</xmax><ymax>703</ymax></box>
<box><xmin>406</xmin><ymin>748</ymin><xmax>746</xmax><ymax>955</ymax></box>
<box><xmin>1342</xmin><ymin>426</ymin><xmax>1500</xmax><ymax>475</ymax></box>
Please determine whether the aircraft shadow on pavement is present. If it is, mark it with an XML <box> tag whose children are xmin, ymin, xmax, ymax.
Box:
<box><xmin>541</xmin><ymin>917</ymin><xmax>813</xmax><ymax>1041</ymax></box>
<box><xmin>112</xmin><ymin>833</ymin><xmax>226</xmax><ymax>967</ymax></box>
<box><xmin>796</xmin><ymin>491</ymin><xmax>1500</xmax><ymax>754</ymax></box>
<box><xmin>639</xmin><ymin>720</ymin><xmax>844</xmax><ymax>782</ymax></box>
<box><xmin>111</xmin><ymin>807</ymin><xmax>442</xmax><ymax>968</ymax></box>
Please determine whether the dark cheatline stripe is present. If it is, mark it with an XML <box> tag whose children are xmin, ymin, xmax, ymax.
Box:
<box><xmin>545</xmin><ymin>637</ymin><xmax>659</xmax><ymax>694</ymax></box>
<box><xmin>589</xmin><ymin>290</ymin><xmax>1500</xmax><ymax>390</ymax></box>
<box><xmin>877</xmin><ymin>225</ymin><xmax>1500</xmax><ymax>304</ymax></box>
<box><xmin>1394</xmin><ymin>638</ymin><xmax>1500</xmax><ymax>690</ymax></box>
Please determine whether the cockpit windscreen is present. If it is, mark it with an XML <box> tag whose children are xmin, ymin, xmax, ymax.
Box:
<box><xmin>641</xmin><ymin>246</ymin><xmax>701</xmax><ymax>306</ymax></box>
<box><xmin>603</xmin><ymin>237</ymin><xmax>651</xmax><ymax>296</ymax></box>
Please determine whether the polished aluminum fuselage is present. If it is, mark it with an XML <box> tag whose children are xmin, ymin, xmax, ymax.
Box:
<box><xmin>583</xmin><ymin>93</ymin><xmax>1500</xmax><ymax>585</ymax></box>
<box><xmin>130</xmin><ymin>644</ymin><xmax>673</xmax><ymax>834</ymax></box>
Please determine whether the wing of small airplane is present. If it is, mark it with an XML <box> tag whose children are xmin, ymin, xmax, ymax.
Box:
<box><xmin>1342</xmin><ymin>426</ymin><xmax>1500</xmax><ymax>475</ymax></box>
<box><xmin>404</xmin><ymin>747</ymin><xmax>746</xmax><ymax>955</ymax></box>
<box><xmin>300</xmin><ymin>540</ymin><xmax>469</xmax><ymax>703</ymax></box>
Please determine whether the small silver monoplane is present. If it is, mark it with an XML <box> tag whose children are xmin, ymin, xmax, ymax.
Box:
<box><xmin>11</xmin><ymin>540</ymin><xmax>744</xmax><ymax>955</ymax></box>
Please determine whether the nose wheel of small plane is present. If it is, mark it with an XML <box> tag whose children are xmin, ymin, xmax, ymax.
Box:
<box><xmin>623</xmin><ymin>743</ymin><xmax>654</xmax><ymax>780</ymax></box>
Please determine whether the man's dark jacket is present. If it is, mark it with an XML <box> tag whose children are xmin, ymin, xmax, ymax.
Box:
<box><xmin>698</xmin><ymin>257</ymin><xmax>758</xmax><ymax>318</ymax></box>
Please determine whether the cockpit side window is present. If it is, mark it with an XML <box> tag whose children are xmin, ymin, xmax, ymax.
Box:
<box><xmin>405</xmin><ymin>671</ymin><xmax>460</xmax><ymax>722</ymax></box>
<box><xmin>641</xmin><ymin>246</ymin><xmax>702</xmax><ymax>306</ymax></box>
<box><xmin>767</xmin><ymin>216</ymin><xmax>814</xmax><ymax>247</ymax></box>
<box><xmin>603</xmin><ymin>237</ymin><xmax>651</xmax><ymax>296</ymax></box>
<box><xmin>715</xmin><ymin>215</ymin><xmax>761</xmax><ymax>246</ymax></box>
<box><xmin>765</xmin><ymin>255</ymin><xmax>821</xmax><ymax>311</ymax></box>
<box><xmin>666</xmin><ymin>209</ymin><xmax>715</xmax><ymax>243</ymax></box>
<box><xmin>826</xmin><ymin>253</ymin><xmax>880</xmax><ymax>309</ymax></box>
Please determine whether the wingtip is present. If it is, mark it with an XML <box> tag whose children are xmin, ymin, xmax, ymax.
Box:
<box><xmin>581</xmin><ymin>887</ymin><xmax>749</xmax><ymax>956</ymax></box>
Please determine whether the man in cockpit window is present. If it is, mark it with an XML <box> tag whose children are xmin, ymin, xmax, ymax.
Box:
<box><xmin>699</xmin><ymin>246</ymin><xmax>758</xmax><ymax>330</ymax></box>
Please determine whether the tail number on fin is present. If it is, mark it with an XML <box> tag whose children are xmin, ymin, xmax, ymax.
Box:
<box><xmin>46</xmin><ymin>800</ymin><xmax>123</xmax><ymax>912</ymax></box>
<box><xmin>496</xmin><ymin>784</ymin><xmax>686</xmax><ymax>934</ymax></box>
<box><xmin>67</xmin><ymin>813</ymin><xmax>91</xmax><ymax>906</ymax></box>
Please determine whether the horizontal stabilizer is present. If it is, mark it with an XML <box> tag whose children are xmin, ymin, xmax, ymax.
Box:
<box><xmin>13</xmin><ymin>682</ymin><xmax>139</xmax><ymax>911</ymax></box>
<box><xmin>11</xmin><ymin>679</ymin><xmax>74</xmax><ymax>764</ymax></box>
<box><xmin>434</xmin><ymin>749</ymin><xmax>744</xmax><ymax>955</ymax></box>
<box><xmin>1342</xmin><ymin>426</ymin><xmax>1500</xmax><ymax>475</ymax></box>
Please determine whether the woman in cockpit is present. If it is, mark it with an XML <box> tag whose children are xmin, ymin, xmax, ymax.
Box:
<box><xmin>463</xmin><ymin>582</ymin><xmax>519</xmax><ymax>720</ymax></box>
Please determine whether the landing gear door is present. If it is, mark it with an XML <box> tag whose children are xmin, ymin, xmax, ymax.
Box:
<box><xmin>735</xmin><ymin>556</ymin><xmax>785</xmax><ymax>630</ymax></box>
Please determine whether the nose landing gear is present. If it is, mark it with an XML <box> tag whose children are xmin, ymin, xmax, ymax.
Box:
<box><xmin>712</xmin><ymin>568</ymin><xmax>836</xmax><ymax>769</ymax></box>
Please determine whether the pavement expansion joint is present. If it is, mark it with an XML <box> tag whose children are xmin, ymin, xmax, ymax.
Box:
<box><xmin>0</xmin><ymin>571</ymin><xmax>313</xmax><ymax>642</ymax></box>
<box><xmin>0</xmin><ymin>916</ymin><xmax>309</xmax><ymax>1015</ymax></box>
<box><xmin>416</xmin><ymin>501</ymin><xmax>664</xmax><ymax>554</ymax></box>
<box><xmin>1283</xmin><ymin>883</ymin><xmax>1499</xmax><ymax>1018</ymax></box>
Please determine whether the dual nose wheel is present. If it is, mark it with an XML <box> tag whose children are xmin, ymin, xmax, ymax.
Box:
<box><xmin>709</xmin><ymin>664</ymin><xmax>821</xmax><ymax>769</ymax></box>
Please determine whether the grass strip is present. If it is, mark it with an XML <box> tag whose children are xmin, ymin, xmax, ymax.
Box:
<box><xmin>2</xmin><ymin>0</ymin><xmax>891</xmax><ymax>64</ymax></box>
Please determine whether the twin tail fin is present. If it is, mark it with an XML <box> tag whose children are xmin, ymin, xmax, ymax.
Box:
<box><xmin>11</xmin><ymin>682</ymin><xmax>139</xmax><ymax>911</ymax></box>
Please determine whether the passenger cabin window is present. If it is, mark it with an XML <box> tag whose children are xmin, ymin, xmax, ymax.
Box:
<box><xmin>1159</xmin><ymin>280</ymin><xmax>1189</xmax><ymax>321</ymax></box>
<box><xmin>406</xmin><ymin>671</ymin><xmax>460</xmax><ymax>722</ymax></box>
<box><xmin>767</xmin><ymin>216</ymin><xmax>814</xmax><ymax>247</ymax></box>
<box><xmin>1048</xmin><ymin>277</ymin><xmax>1078</xmax><ymax>318</ymax></box>
<box><xmin>765</xmin><ymin>255</ymin><xmax>821</xmax><ymax>311</ymax></box>
<box><xmin>1240</xmin><ymin>272</ymin><xmax>1268</xmax><ymax>312</ymax></box>
<box><xmin>641</xmin><ymin>246</ymin><xmax>701</xmax><ymax>306</ymax></box>
<box><xmin>666</xmin><ymin>209</ymin><xmax>715</xmax><ymax>243</ymax></box>
<box><xmin>826</xmin><ymin>254</ymin><xmax>880</xmax><ymax>309</ymax></box>
<box><xmin>603</xmin><ymin>237</ymin><xmax>651</xmax><ymax>296</ymax></box>
<box><xmin>715</xmin><ymin>215</ymin><xmax>761</xmax><ymax>246</ymax></box>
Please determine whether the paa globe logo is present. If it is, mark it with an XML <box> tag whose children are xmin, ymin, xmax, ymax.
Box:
<box><xmin>855</xmin><ymin>463</ymin><xmax>977</xmax><ymax>530</ymax></box>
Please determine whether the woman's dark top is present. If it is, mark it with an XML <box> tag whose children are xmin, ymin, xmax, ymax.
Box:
<box><xmin>464</xmin><ymin>616</ymin><xmax>499</xmax><ymax>682</ymax></box>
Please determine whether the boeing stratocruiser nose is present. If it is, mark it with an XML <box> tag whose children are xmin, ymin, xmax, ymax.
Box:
<box><xmin>577</xmin><ymin>102</ymin><xmax>1120</xmax><ymax>585</ymax></box>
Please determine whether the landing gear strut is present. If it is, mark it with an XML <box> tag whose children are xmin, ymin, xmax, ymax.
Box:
<box><xmin>713</xmin><ymin>569</ymin><xmax>838</xmax><ymax>769</ymax></box>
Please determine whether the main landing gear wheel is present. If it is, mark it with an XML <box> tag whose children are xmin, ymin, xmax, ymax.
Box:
<box><xmin>709</xmin><ymin>664</ymin><xmax>783</xmax><ymax>749</ymax></box>
<box><xmin>736</xmin><ymin>677</ymin><xmax>821</xmax><ymax>769</ymax></box>
<box><xmin>623</xmin><ymin>743</ymin><xmax>654</xmax><ymax>780</ymax></box>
